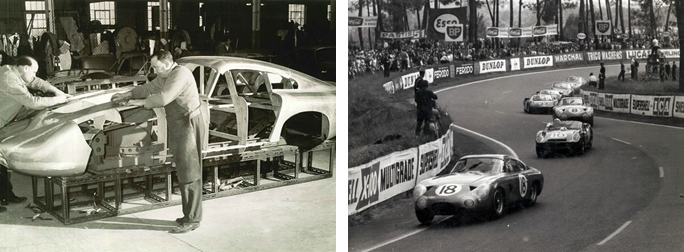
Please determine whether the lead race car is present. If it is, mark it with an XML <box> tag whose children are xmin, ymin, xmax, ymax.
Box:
<box><xmin>535</xmin><ymin>119</ymin><xmax>593</xmax><ymax>158</ymax></box>
<box><xmin>0</xmin><ymin>56</ymin><xmax>336</xmax><ymax>177</ymax></box>
<box><xmin>552</xmin><ymin>97</ymin><xmax>594</xmax><ymax>125</ymax></box>
<box><xmin>413</xmin><ymin>154</ymin><xmax>544</xmax><ymax>225</ymax></box>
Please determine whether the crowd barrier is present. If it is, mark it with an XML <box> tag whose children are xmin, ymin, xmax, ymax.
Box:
<box><xmin>581</xmin><ymin>90</ymin><xmax>684</xmax><ymax>119</ymax></box>
<box><xmin>348</xmin><ymin>126</ymin><xmax>453</xmax><ymax>215</ymax></box>
<box><xmin>382</xmin><ymin>48</ymin><xmax>681</xmax><ymax>94</ymax></box>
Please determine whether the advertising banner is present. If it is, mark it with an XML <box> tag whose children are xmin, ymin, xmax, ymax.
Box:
<box><xmin>479</xmin><ymin>59</ymin><xmax>506</xmax><ymax>74</ymax></box>
<box><xmin>533</xmin><ymin>25</ymin><xmax>558</xmax><ymax>37</ymax></box>
<box><xmin>601</xmin><ymin>51</ymin><xmax>624</xmax><ymax>60</ymax></box>
<box><xmin>523</xmin><ymin>55</ymin><xmax>553</xmax><ymax>69</ymax></box>
<box><xmin>380</xmin><ymin>30</ymin><xmax>426</xmax><ymax>39</ymax></box>
<box><xmin>348</xmin><ymin>148</ymin><xmax>418</xmax><ymax>215</ymax></box>
<box><xmin>587</xmin><ymin>51</ymin><xmax>601</xmax><ymax>62</ymax></box>
<box><xmin>659</xmin><ymin>49</ymin><xmax>680</xmax><ymax>59</ymax></box>
<box><xmin>425</xmin><ymin>68</ymin><xmax>435</xmax><ymax>84</ymax></box>
<box><xmin>631</xmin><ymin>95</ymin><xmax>674</xmax><ymax>117</ymax></box>
<box><xmin>625</xmin><ymin>50</ymin><xmax>651</xmax><ymax>59</ymax></box>
<box><xmin>554</xmin><ymin>52</ymin><xmax>585</xmax><ymax>63</ymax></box>
<box><xmin>434</xmin><ymin>66</ymin><xmax>451</xmax><ymax>80</ymax></box>
<box><xmin>511</xmin><ymin>58</ymin><xmax>521</xmax><ymax>71</ymax></box>
<box><xmin>454</xmin><ymin>63</ymin><xmax>475</xmax><ymax>75</ymax></box>
<box><xmin>428</xmin><ymin>7</ymin><xmax>468</xmax><ymax>41</ymax></box>
<box><xmin>417</xmin><ymin>139</ymin><xmax>442</xmax><ymax>183</ymax></box>
<box><xmin>439</xmin><ymin>128</ymin><xmax>453</xmax><ymax>169</ymax></box>
<box><xmin>596</xmin><ymin>20</ymin><xmax>612</xmax><ymax>36</ymax></box>
<box><xmin>348</xmin><ymin>17</ymin><xmax>378</xmax><ymax>28</ymax></box>
<box><xmin>383</xmin><ymin>81</ymin><xmax>395</xmax><ymax>94</ymax></box>
<box><xmin>400</xmin><ymin>72</ymin><xmax>421</xmax><ymax>90</ymax></box>
<box><xmin>600</xmin><ymin>93</ymin><xmax>631</xmax><ymax>113</ymax></box>
<box><xmin>445</xmin><ymin>24</ymin><xmax>465</xmax><ymax>42</ymax></box>
<box><xmin>508</xmin><ymin>28</ymin><xmax>523</xmax><ymax>38</ymax></box>
<box><xmin>486</xmin><ymin>27</ymin><xmax>510</xmax><ymax>38</ymax></box>
<box><xmin>674</xmin><ymin>96</ymin><xmax>684</xmax><ymax>119</ymax></box>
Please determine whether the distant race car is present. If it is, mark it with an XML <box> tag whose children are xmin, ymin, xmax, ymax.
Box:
<box><xmin>524</xmin><ymin>93</ymin><xmax>557</xmax><ymax>114</ymax></box>
<box><xmin>552</xmin><ymin>97</ymin><xmax>594</xmax><ymax>125</ymax></box>
<box><xmin>550</xmin><ymin>81</ymin><xmax>574</xmax><ymax>97</ymax></box>
<box><xmin>535</xmin><ymin>119</ymin><xmax>593</xmax><ymax>158</ymax></box>
<box><xmin>413</xmin><ymin>154</ymin><xmax>544</xmax><ymax>225</ymax></box>
<box><xmin>538</xmin><ymin>89</ymin><xmax>563</xmax><ymax>101</ymax></box>
<box><xmin>565</xmin><ymin>76</ymin><xmax>587</xmax><ymax>91</ymax></box>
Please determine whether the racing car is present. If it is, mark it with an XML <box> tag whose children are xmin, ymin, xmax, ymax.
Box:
<box><xmin>565</xmin><ymin>76</ymin><xmax>587</xmax><ymax>92</ymax></box>
<box><xmin>413</xmin><ymin>154</ymin><xmax>544</xmax><ymax>225</ymax></box>
<box><xmin>535</xmin><ymin>119</ymin><xmax>593</xmax><ymax>158</ymax></box>
<box><xmin>550</xmin><ymin>81</ymin><xmax>574</xmax><ymax>97</ymax></box>
<box><xmin>552</xmin><ymin>97</ymin><xmax>594</xmax><ymax>125</ymax></box>
<box><xmin>524</xmin><ymin>93</ymin><xmax>557</xmax><ymax>114</ymax></box>
<box><xmin>538</xmin><ymin>89</ymin><xmax>563</xmax><ymax>101</ymax></box>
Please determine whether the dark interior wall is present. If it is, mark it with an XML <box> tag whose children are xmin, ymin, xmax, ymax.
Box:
<box><xmin>0</xmin><ymin>0</ymin><xmax>27</xmax><ymax>34</ymax></box>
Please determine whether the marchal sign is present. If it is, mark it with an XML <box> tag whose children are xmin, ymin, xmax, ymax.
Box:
<box><xmin>577</xmin><ymin>33</ymin><xmax>586</xmax><ymax>39</ymax></box>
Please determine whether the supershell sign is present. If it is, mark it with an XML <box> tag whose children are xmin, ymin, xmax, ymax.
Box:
<box><xmin>428</xmin><ymin>7</ymin><xmax>468</xmax><ymax>41</ymax></box>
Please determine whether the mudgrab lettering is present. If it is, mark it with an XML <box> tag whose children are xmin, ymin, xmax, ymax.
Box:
<box><xmin>381</xmin><ymin>158</ymin><xmax>415</xmax><ymax>192</ymax></box>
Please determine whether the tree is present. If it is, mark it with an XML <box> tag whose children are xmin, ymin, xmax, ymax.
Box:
<box><xmin>579</xmin><ymin>0</ymin><xmax>586</xmax><ymax>34</ymax></box>
<box><xmin>358</xmin><ymin>0</ymin><xmax>364</xmax><ymax>49</ymax></box>
<box><xmin>590</xmin><ymin>0</ymin><xmax>596</xmax><ymax>47</ymax></box>
<box><xmin>563</xmin><ymin>14</ymin><xmax>580</xmax><ymax>39</ymax></box>
<box><xmin>676</xmin><ymin>0</ymin><xmax>683</xmax><ymax>91</ymax></box>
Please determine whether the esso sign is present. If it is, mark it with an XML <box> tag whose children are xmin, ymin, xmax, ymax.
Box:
<box><xmin>577</xmin><ymin>33</ymin><xmax>586</xmax><ymax>39</ymax></box>
<box><xmin>433</xmin><ymin>14</ymin><xmax>460</xmax><ymax>33</ymax></box>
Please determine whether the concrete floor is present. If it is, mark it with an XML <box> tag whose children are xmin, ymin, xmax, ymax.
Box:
<box><xmin>0</xmin><ymin>151</ymin><xmax>336</xmax><ymax>252</ymax></box>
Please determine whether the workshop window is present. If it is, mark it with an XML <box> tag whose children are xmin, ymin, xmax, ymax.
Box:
<box><xmin>89</xmin><ymin>1</ymin><xmax>116</xmax><ymax>25</ymax></box>
<box><xmin>24</xmin><ymin>1</ymin><xmax>47</xmax><ymax>38</ymax></box>
<box><xmin>148</xmin><ymin>1</ymin><xmax>172</xmax><ymax>31</ymax></box>
<box><xmin>327</xmin><ymin>5</ymin><xmax>331</xmax><ymax>21</ymax></box>
<box><xmin>288</xmin><ymin>4</ymin><xmax>306</xmax><ymax>26</ymax></box>
<box><xmin>199</xmin><ymin>3</ymin><xmax>204</xmax><ymax>28</ymax></box>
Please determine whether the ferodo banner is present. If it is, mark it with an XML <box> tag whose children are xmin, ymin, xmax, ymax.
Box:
<box><xmin>380</xmin><ymin>30</ymin><xmax>426</xmax><ymax>39</ymax></box>
<box><xmin>554</xmin><ymin>52</ymin><xmax>584</xmax><ymax>63</ymax></box>
<box><xmin>428</xmin><ymin>7</ymin><xmax>468</xmax><ymax>41</ymax></box>
<box><xmin>454</xmin><ymin>63</ymin><xmax>474</xmax><ymax>75</ymax></box>
<box><xmin>674</xmin><ymin>96</ymin><xmax>684</xmax><ymax>119</ymax></box>
<box><xmin>479</xmin><ymin>59</ymin><xmax>506</xmax><ymax>74</ymax></box>
<box><xmin>348</xmin><ymin>17</ymin><xmax>378</xmax><ymax>28</ymax></box>
<box><xmin>434</xmin><ymin>66</ymin><xmax>451</xmax><ymax>79</ymax></box>
<box><xmin>523</xmin><ymin>55</ymin><xmax>553</xmax><ymax>69</ymax></box>
<box><xmin>348</xmin><ymin>148</ymin><xmax>418</xmax><ymax>215</ymax></box>
<box><xmin>596</xmin><ymin>20</ymin><xmax>612</xmax><ymax>36</ymax></box>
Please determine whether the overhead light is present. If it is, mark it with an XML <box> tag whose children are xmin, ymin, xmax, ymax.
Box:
<box><xmin>246</xmin><ymin>3</ymin><xmax>251</xmax><ymax>6</ymax></box>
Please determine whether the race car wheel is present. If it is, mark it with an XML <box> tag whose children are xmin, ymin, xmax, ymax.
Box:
<box><xmin>525</xmin><ymin>183</ymin><xmax>538</xmax><ymax>207</ymax></box>
<box><xmin>524</xmin><ymin>104</ymin><xmax>529</xmax><ymax>113</ymax></box>
<box><xmin>588</xmin><ymin>118</ymin><xmax>594</xmax><ymax>126</ymax></box>
<box><xmin>536</xmin><ymin>146</ymin><xmax>545</xmax><ymax>158</ymax></box>
<box><xmin>523</xmin><ymin>100</ymin><xmax>529</xmax><ymax>113</ymax></box>
<box><xmin>577</xmin><ymin>140</ymin><xmax>586</xmax><ymax>155</ymax></box>
<box><xmin>489</xmin><ymin>189</ymin><xmax>505</xmax><ymax>220</ymax></box>
<box><xmin>587</xmin><ymin>129</ymin><xmax>593</xmax><ymax>149</ymax></box>
<box><xmin>415</xmin><ymin>207</ymin><xmax>434</xmax><ymax>225</ymax></box>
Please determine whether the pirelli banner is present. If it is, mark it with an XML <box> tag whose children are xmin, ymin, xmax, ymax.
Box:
<box><xmin>523</xmin><ymin>55</ymin><xmax>553</xmax><ymax>69</ymax></box>
<box><xmin>478</xmin><ymin>59</ymin><xmax>506</xmax><ymax>74</ymax></box>
<box><xmin>349</xmin><ymin>127</ymin><xmax>454</xmax><ymax>215</ymax></box>
<box><xmin>631</xmin><ymin>95</ymin><xmax>674</xmax><ymax>117</ymax></box>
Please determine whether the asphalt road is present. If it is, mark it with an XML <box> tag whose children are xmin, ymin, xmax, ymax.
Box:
<box><xmin>348</xmin><ymin>65</ymin><xmax>684</xmax><ymax>252</ymax></box>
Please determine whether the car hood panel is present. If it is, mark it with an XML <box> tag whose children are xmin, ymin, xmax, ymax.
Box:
<box><xmin>422</xmin><ymin>173</ymin><xmax>489</xmax><ymax>187</ymax></box>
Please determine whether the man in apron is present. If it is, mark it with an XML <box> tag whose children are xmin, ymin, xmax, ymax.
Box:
<box><xmin>112</xmin><ymin>50</ymin><xmax>207</xmax><ymax>234</ymax></box>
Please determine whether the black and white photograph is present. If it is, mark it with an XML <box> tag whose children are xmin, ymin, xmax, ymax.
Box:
<box><xmin>348</xmin><ymin>0</ymin><xmax>684</xmax><ymax>251</ymax></box>
<box><xmin>0</xmin><ymin>0</ymin><xmax>336</xmax><ymax>251</ymax></box>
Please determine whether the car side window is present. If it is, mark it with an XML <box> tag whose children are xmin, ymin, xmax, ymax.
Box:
<box><xmin>506</xmin><ymin>160</ymin><xmax>522</xmax><ymax>173</ymax></box>
<box><xmin>516</xmin><ymin>160</ymin><xmax>527</xmax><ymax>171</ymax></box>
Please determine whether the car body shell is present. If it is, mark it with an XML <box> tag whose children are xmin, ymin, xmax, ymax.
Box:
<box><xmin>535</xmin><ymin>120</ymin><xmax>593</xmax><ymax>157</ymax></box>
<box><xmin>524</xmin><ymin>94</ymin><xmax>557</xmax><ymax>114</ymax></box>
<box><xmin>0</xmin><ymin>56</ymin><xmax>335</xmax><ymax>177</ymax></box>
<box><xmin>565</xmin><ymin>76</ymin><xmax>587</xmax><ymax>90</ymax></box>
<box><xmin>538</xmin><ymin>89</ymin><xmax>563</xmax><ymax>101</ymax></box>
<box><xmin>550</xmin><ymin>81</ymin><xmax>575</xmax><ymax>97</ymax></box>
<box><xmin>553</xmin><ymin>97</ymin><xmax>594</xmax><ymax>125</ymax></box>
<box><xmin>279</xmin><ymin>46</ymin><xmax>335</xmax><ymax>82</ymax></box>
<box><xmin>413</xmin><ymin>155</ymin><xmax>543</xmax><ymax>222</ymax></box>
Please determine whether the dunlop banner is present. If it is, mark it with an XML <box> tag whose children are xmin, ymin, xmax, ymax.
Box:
<box><xmin>523</xmin><ymin>55</ymin><xmax>553</xmax><ymax>69</ymax></box>
<box><xmin>479</xmin><ymin>59</ymin><xmax>506</xmax><ymax>74</ymax></box>
<box><xmin>674</xmin><ymin>96</ymin><xmax>684</xmax><ymax>119</ymax></box>
<box><xmin>428</xmin><ymin>7</ymin><xmax>468</xmax><ymax>41</ymax></box>
<box><xmin>400</xmin><ymin>72</ymin><xmax>421</xmax><ymax>90</ymax></box>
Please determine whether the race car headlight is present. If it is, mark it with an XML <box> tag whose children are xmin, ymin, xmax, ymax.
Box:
<box><xmin>572</xmin><ymin>132</ymin><xmax>581</xmax><ymax>142</ymax></box>
<box><xmin>587</xmin><ymin>107</ymin><xmax>594</xmax><ymax>115</ymax></box>
<box><xmin>413</xmin><ymin>185</ymin><xmax>427</xmax><ymax>200</ymax></box>
<box><xmin>416</xmin><ymin>196</ymin><xmax>428</xmax><ymax>209</ymax></box>
<box><xmin>472</xmin><ymin>184</ymin><xmax>490</xmax><ymax>198</ymax></box>
<box><xmin>536</xmin><ymin>133</ymin><xmax>546</xmax><ymax>143</ymax></box>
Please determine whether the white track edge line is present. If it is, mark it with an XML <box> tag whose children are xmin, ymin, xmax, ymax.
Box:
<box><xmin>597</xmin><ymin>221</ymin><xmax>632</xmax><ymax>245</ymax></box>
<box><xmin>611</xmin><ymin>138</ymin><xmax>632</xmax><ymax>145</ymax></box>
<box><xmin>360</xmin><ymin>217</ymin><xmax>453</xmax><ymax>252</ymax></box>
<box><xmin>659</xmin><ymin>167</ymin><xmax>664</xmax><ymax>178</ymax></box>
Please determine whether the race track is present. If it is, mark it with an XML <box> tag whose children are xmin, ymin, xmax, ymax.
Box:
<box><xmin>348</xmin><ymin>66</ymin><xmax>684</xmax><ymax>252</ymax></box>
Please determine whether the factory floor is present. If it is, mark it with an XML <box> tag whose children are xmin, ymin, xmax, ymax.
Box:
<box><xmin>0</xmin><ymin>153</ymin><xmax>336</xmax><ymax>251</ymax></box>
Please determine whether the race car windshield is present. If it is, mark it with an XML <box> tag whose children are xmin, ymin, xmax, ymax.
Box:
<box><xmin>532</xmin><ymin>95</ymin><xmax>553</xmax><ymax>101</ymax></box>
<box><xmin>548</xmin><ymin>121</ymin><xmax>582</xmax><ymax>130</ymax></box>
<box><xmin>552</xmin><ymin>83</ymin><xmax>569</xmax><ymax>88</ymax></box>
<box><xmin>561</xmin><ymin>98</ymin><xmax>583</xmax><ymax>106</ymax></box>
<box><xmin>448</xmin><ymin>158</ymin><xmax>504</xmax><ymax>175</ymax></box>
<box><xmin>540</xmin><ymin>90</ymin><xmax>558</xmax><ymax>95</ymax></box>
<box><xmin>567</xmin><ymin>77</ymin><xmax>580</xmax><ymax>82</ymax></box>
